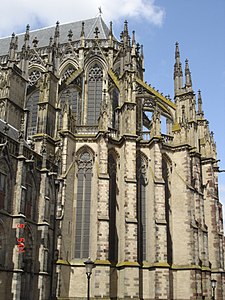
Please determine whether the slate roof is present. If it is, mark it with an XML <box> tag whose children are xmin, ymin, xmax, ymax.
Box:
<box><xmin>0</xmin><ymin>16</ymin><xmax>112</xmax><ymax>56</ymax></box>
<box><xmin>0</xmin><ymin>119</ymin><xmax>19</xmax><ymax>141</ymax></box>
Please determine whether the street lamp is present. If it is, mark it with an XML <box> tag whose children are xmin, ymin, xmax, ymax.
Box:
<box><xmin>211</xmin><ymin>279</ymin><xmax>217</xmax><ymax>300</ymax></box>
<box><xmin>84</xmin><ymin>257</ymin><xmax>94</xmax><ymax>300</ymax></box>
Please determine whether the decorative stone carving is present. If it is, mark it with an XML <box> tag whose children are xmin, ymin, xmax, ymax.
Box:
<box><xmin>28</xmin><ymin>70</ymin><xmax>41</xmax><ymax>86</ymax></box>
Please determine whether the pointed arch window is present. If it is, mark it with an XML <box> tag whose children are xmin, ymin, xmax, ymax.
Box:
<box><xmin>26</xmin><ymin>90</ymin><xmax>39</xmax><ymax>137</ymax></box>
<box><xmin>75</xmin><ymin>151</ymin><xmax>93</xmax><ymax>258</ymax></box>
<box><xmin>87</xmin><ymin>63</ymin><xmax>103</xmax><ymax>125</ymax></box>
<box><xmin>137</xmin><ymin>156</ymin><xmax>147</xmax><ymax>261</ymax></box>
<box><xmin>108</xmin><ymin>153</ymin><xmax>118</xmax><ymax>262</ymax></box>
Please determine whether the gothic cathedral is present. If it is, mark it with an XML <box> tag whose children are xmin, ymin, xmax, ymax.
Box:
<box><xmin>0</xmin><ymin>16</ymin><xmax>224</xmax><ymax>300</ymax></box>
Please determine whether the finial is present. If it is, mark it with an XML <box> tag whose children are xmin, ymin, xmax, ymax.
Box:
<box><xmin>94</xmin><ymin>26</ymin><xmax>100</xmax><ymax>39</ymax></box>
<box><xmin>68</xmin><ymin>29</ymin><xmax>73</xmax><ymax>42</ymax></box>
<box><xmin>197</xmin><ymin>89</ymin><xmax>204</xmax><ymax>117</ymax></box>
<box><xmin>109</xmin><ymin>21</ymin><xmax>113</xmax><ymax>36</ymax></box>
<box><xmin>32</xmin><ymin>37</ymin><xmax>39</xmax><ymax>48</ymax></box>
<box><xmin>54</xmin><ymin>21</ymin><xmax>60</xmax><ymax>38</ymax></box>
<box><xmin>141</xmin><ymin>45</ymin><xmax>144</xmax><ymax>57</ymax></box>
<box><xmin>132</xmin><ymin>30</ymin><xmax>136</xmax><ymax>46</ymax></box>
<box><xmin>185</xmin><ymin>59</ymin><xmax>192</xmax><ymax>88</ymax></box>
<box><xmin>98</xmin><ymin>7</ymin><xmax>102</xmax><ymax>15</ymax></box>
<box><xmin>124</xmin><ymin>20</ymin><xmax>128</xmax><ymax>33</ymax></box>
<box><xmin>136</xmin><ymin>43</ymin><xmax>140</xmax><ymax>54</ymax></box>
<box><xmin>80</xmin><ymin>21</ymin><xmax>85</xmax><ymax>37</ymax></box>
<box><xmin>9</xmin><ymin>33</ymin><xmax>15</xmax><ymax>49</ymax></box>
<box><xmin>175</xmin><ymin>41</ymin><xmax>180</xmax><ymax>59</ymax></box>
<box><xmin>49</xmin><ymin>36</ymin><xmax>53</xmax><ymax>46</ymax></box>
<box><xmin>24</xmin><ymin>24</ymin><xmax>30</xmax><ymax>42</ymax></box>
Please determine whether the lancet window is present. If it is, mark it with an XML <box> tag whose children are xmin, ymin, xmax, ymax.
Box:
<box><xmin>137</xmin><ymin>156</ymin><xmax>147</xmax><ymax>261</ymax></box>
<box><xmin>74</xmin><ymin>150</ymin><xmax>93</xmax><ymax>258</ymax></box>
<box><xmin>87</xmin><ymin>63</ymin><xmax>103</xmax><ymax>125</ymax></box>
<box><xmin>26</xmin><ymin>90</ymin><xmax>39</xmax><ymax>137</ymax></box>
<box><xmin>108</xmin><ymin>153</ymin><xmax>118</xmax><ymax>262</ymax></box>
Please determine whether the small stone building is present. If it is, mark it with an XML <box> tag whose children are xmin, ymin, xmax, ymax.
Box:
<box><xmin>0</xmin><ymin>16</ymin><xmax>224</xmax><ymax>299</ymax></box>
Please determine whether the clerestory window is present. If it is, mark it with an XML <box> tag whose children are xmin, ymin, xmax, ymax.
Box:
<box><xmin>137</xmin><ymin>156</ymin><xmax>147</xmax><ymax>261</ymax></box>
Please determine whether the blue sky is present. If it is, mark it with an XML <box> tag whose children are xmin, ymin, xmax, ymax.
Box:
<box><xmin>0</xmin><ymin>0</ymin><xmax>224</xmax><ymax>215</ymax></box>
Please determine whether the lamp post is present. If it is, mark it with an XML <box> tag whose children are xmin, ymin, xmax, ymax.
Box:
<box><xmin>84</xmin><ymin>257</ymin><xmax>94</xmax><ymax>300</ymax></box>
<box><xmin>211</xmin><ymin>279</ymin><xmax>217</xmax><ymax>300</ymax></box>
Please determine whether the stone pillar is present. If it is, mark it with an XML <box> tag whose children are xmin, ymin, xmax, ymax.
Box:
<box><xmin>94</xmin><ymin>135</ymin><xmax>111</xmax><ymax>298</ymax></box>
<box><xmin>118</xmin><ymin>138</ymin><xmax>139</xmax><ymax>299</ymax></box>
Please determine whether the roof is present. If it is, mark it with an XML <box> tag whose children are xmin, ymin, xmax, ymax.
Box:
<box><xmin>0</xmin><ymin>119</ymin><xmax>19</xmax><ymax>141</ymax></box>
<box><xmin>0</xmin><ymin>16</ymin><xmax>111</xmax><ymax>56</ymax></box>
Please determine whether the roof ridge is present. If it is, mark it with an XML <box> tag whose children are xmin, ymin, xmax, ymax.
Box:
<box><xmin>0</xmin><ymin>17</ymin><xmax>99</xmax><ymax>40</ymax></box>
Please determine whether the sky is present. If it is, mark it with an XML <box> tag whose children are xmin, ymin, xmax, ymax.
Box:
<box><xmin>0</xmin><ymin>0</ymin><xmax>224</xmax><ymax>217</ymax></box>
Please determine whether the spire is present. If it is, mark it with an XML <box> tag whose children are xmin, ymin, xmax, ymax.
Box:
<box><xmin>174</xmin><ymin>42</ymin><xmax>183</xmax><ymax>94</ymax></box>
<box><xmin>185</xmin><ymin>59</ymin><xmax>192</xmax><ymax>90</ymax></box>
<box><xmin>121</xmin><ymin>20</ymin><xmax>130</xmax><ymax>47</ymax></box>
<box><xmin>80</xmin><ymin>21</ymin><xmax>85</xmax><ymax>48</ymax></box>
<box><xmin>80</xmin><ymin>21</ymin><xmax>85</xmax><ymax>38</ymax></box>
<box><xmin>20</xmin><ymin>24</ymin><xmax>30</xmax><ymax>77</ymax></box>
<box><xmin>108</xmin><ymin>21</ymin><xmax>113</xmax><ymax>38</ymax></box>
<box><xmin>132</xmin><ymin>31</ymin><xmax>136</xmax><ymax>46</ymax></box>
<box><xmin>47</xmin><ymin>36</ymin><xmax>53</xmax><ymax>71</ymax></box>
<box><xmin>8</xmin><ymin>33</ymin><xmax>18</xmax><ymax>61</ymax></box>
<box><xmin>108</xmin><ymin>21</ymin><xmax>114</xmax><ymax>48</ymax></box>
<box><xmin>124</xmin><ymin>20</ymin><xmax>128</xmax><ymax>35</ymax></box>
<box><xmin>54</xmin><ymin>21</ymin><xmax>60</xmax><ymax>47</ymax></box>
<box><xmin>197</xmin><ymin>90</ymin><xmax>204</xmax><ymax>118</ymax></box>
<box><xmin>24</xmin><ymin>24</ymin><xmax>30</xmax><ymax>46</ymax></box>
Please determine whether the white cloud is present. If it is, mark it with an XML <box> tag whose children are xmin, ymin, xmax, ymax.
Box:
<box><xmin>0</xmin><ymin>0</ymin><xmax>165</xmax><ymax>36</ymax></box>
